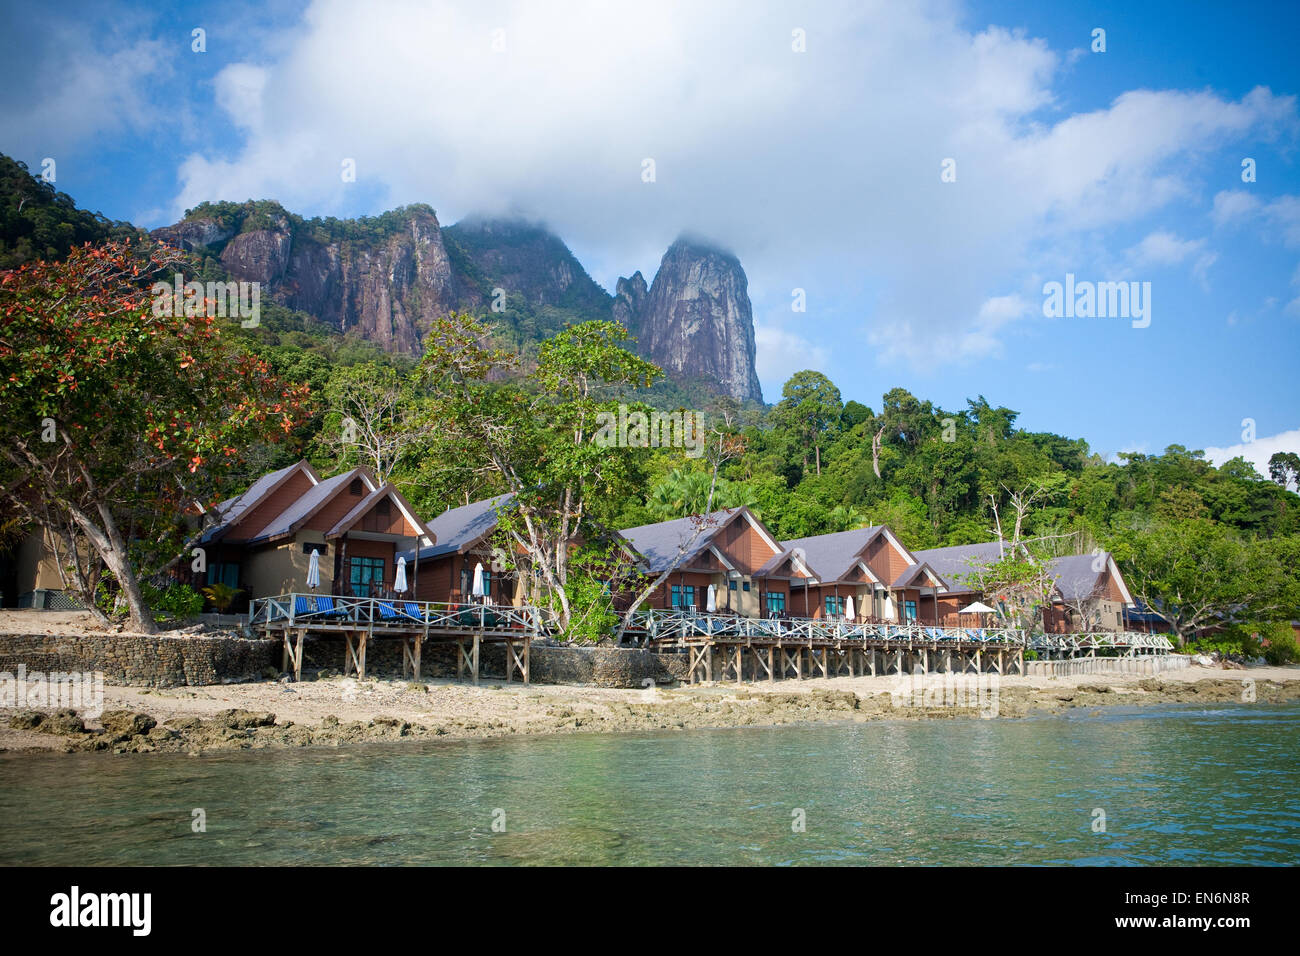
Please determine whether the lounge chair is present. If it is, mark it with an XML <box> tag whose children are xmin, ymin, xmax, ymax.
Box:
<box><xmin>294</xmin><ymin>594</ymin><xmax>348</xmax><ymax>620</ymax></box>
<box><xmin>376</xmin><ymin>601</ymin><xmax>422</xmax><ymax>624</ymax></box>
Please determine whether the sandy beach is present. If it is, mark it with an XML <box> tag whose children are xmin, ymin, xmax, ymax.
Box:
<box><xmin>3</xmin><ymin>660</ymin><xmax>1298</xmax><ymax>755</ymax></box>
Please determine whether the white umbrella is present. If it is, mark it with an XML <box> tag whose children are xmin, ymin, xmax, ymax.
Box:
<box><xmin>471</xmin><ymin>561</ymin><xmax>486</xmax><ymax>602</ymax></box>
<box><xmin>844</xmin><ymin>595</ymin><xmax>855</xmax><ymax>621</ymax></box>
<box><xmin>706</xmin><ymin>584</ymin><xmax>716</xmax><ymax>613</ymax></box>
<box><xmin>960</xmin><ymin>601</ymin><xmax>996</xmax><ymax>614</ymax></box>
<box><xmin>393</xmin><ymin>556</ymin><xmax>407</xmax><ymax>594</ymax></box>
<box><xmin>306</xmin><ymin>549</ymin><xmax>321</xmax><ymax>591</ymax></box>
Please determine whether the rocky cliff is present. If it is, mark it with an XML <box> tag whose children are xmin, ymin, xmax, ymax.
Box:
<box><xmin>152</xmin><ymin>203</ymin><xmax>764</xmax><ymax>403</ymax></box>
<box><xmin>616</xmin><ymin>239</ymin><xmax>763</xmax><ymax>403</ymax></box>
<box><xmin>152</xmin><ymin>202</ymin><xmax>461</xmax><ymax>354</ymax></box>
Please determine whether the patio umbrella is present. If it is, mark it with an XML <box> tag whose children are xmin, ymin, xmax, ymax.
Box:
<box><xmin>471</xmin><ymin>561</ymin><xmax>486</xmax><ymax>602</ymax></box>
<box><xmin>706</xmin><ymin>584</ymin><xmax>716</xmax><ymax>613</ymax></box>
<box><xmin>844</xmin><ymin>595</ymin><xmax>855</xmax><ymax>622</ymax></box>
<box><xmin>960</xmin><ymin>600</ymin><xmax>995</xmax><ymax>627</ymax></box>
<box><xmin>306</xmin><ymin>549</ymin><xmax>321</xmax><ymax>591</ymax></box>
<box><xmin>394</xmin><ymin>556</ymin><xmax>407</xmax><ymax>595</ymax></box>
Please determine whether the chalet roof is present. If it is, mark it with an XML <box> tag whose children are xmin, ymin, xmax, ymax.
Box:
<box><xmin>1048</xmin><ymin>552</ymin><xmax>1133</xmax><ymax>604</ymax></box>
<box><xmin>327</xmin><ymin>483</ymin><xmax>435</xmax><ymax>543</ymax></box>
<box><xmin>910</xmin><ymin>541</ymin><xmax>1017</xmax><ymax>593</ymax></box>
<box><xmin>890</xmin><ymin>561</ymin><xmax>948</xmax><ymax>590</ymax></box>
<box><xmin>619</xmin><ymin>509</ymin><xmax>747</xmax><ymax>573</ymax></box>
<box><xmin>401</xmin><ymin>494</ymin><xmax>513</xmax><ymax>562</ymax></box>
<box><xmin>200</xmin><ymin>461</ymin><xmax>319</xmax><ymax>542</ymax></box>
<box><xmin>760</xmin><ymin>526</ymin><xmax>890</xmax><ymax>582</ymax></box>
<box><xmin>245</xmin><ymin>468</ymin><xmax>372</xmax><ymax>543</ymax></box>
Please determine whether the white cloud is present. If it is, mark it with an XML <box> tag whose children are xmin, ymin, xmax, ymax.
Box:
<box><xmin>754</xmin><ymin>320</ymin><xmax>830</xmax><ymax>394</ymax></box>
<box><xmin>7</xmin><ymin>0</ymin><xmax>1297</xmax><ymax>375</ymax></box>
<box><xmin>1204</xmin><ymin>427</ymin><xmax>1300</xmax><ymax>483</ymax></box>
<box><xmin>1213</xmin><ymin>189</ymin><xmax>1300</xmax><ymax>247</ymax></box>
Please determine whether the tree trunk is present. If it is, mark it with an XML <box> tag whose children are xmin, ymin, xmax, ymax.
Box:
<box><xmin>94</xmin><ymin>501</ymin><xmax>158</xmax><ymax>634</ymax></box>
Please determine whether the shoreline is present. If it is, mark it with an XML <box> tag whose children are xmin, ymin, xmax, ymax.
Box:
<box><xmin>3</xmin><ymin>665</ymin><xmax>1298</xmax><ymax>756</ymax></box>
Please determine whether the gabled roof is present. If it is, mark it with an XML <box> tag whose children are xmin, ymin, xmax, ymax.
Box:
<box><xmin>762</xmin><ymin>526</ymin><xmax>892</xmax><ymax>582</ymax></box>
<box><xmin>402</xmin><ymin>494</ymin><xmax>513</xmax><ymax>562</ymax></box>
<box><xmin>245</xmin><ymin>467</ymin><xmax>376</xmax><ymax>543</ymax></box>
<box><xmin>910</xmin><ymin>541</ymin><xmax>1020</xmax><ymax>593</ymax></box>
<box><xmin>619</xmin><ymin>508</ymin><xmax>773</xmax><ymax>574</ymax></box>
<box><xmin>1049</xmin><ymin>552</ymin><xmax>1134</xmax><ymax>605</ymax></box>
<box><xmin>890</xmin><ymin>561</ymin><xmax>948</xmax><ymax>590</ymax></box>
<box><xmin>327</xmin><ymin>482</ymin><xmax>435</xmax><ymax>545</ymax></box>
<box><xmin>200</xmin><ymin>460</ymin><xmax>320</xmax><ymax>543</ymax></box>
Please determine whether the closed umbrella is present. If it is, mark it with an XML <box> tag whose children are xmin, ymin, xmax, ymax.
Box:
<box><xmin>844</xmin><ymin>595</ymin><xmax>855</xmax><ymax>622</ymax></box>
<box><xmin>306</xmin><ymin>548</ymin><xmax>321</xmax><ymax>591</ymax></box>
<box><xmin>706</xmin><ymin>584</ymin><xmax>716</xmax><ymax>613</ymax></box>
<box><xmin>394</xmin><ymin>556</ymin><xmax>407</xmax><ymax>595</ymax></box>
<box><xmin>471</xmin><ymin>561</ymin><xmax>486</xmax><ymax>603</ymax></box>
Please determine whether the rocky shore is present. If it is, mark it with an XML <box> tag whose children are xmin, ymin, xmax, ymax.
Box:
<box><xmin>2</xmin><ymin>665</ymin><xmax>1297</xmax><ymax>756</ymax></box>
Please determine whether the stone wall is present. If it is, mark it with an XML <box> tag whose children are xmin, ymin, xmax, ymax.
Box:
<box><xmin>0</xmin><ymin>630</ymin><xmax>687</xmax><ymax>689</ymax></box>
<box><xmin>300</xmin><ymin>636</ymin><xmax>689</xmax><ymax>687</ymax></box>
<box><xmin>0</xmin><ymin>633</ymin><xmax>278</xmax><ymax>688</ymax></box>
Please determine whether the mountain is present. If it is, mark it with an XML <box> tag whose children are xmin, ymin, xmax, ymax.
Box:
<box><xmin>0</xmin><ymin>155</ymin><xmax>140</xmax><ymax>269</ymax></box>
<box><xmin>152</xmin><ymin>200</ymin><xmax>462</xmax><ymax>354</ymax></box>
<box><xmin>0</xmin><ymin>152</ymin><xmax>764</xmax><ymax>403</ymax></box>
<box><xmin>615</xmin><ymin>239</ymin><xmax>764</xmax><ymax>404</ymax></box>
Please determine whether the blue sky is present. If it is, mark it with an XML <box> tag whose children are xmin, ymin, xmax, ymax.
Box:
<box><xmin>2</xmin><ymin>0</ymin><xmax>1298</xmax><ymax>473</ymax></box>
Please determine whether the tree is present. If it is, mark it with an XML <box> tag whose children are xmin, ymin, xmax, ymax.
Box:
<box><xmin>1120</xmin><ymin>520</ymin><xmax>1285</xmax><ymax>646</ymax></box>
<box><xmin>0</xmin><ymin>240</ymin><xmax>306</xmax><ymax>632</ymax></box>
<box><xmin>772</xmin><ymin>370</ymin><xmax>841</xmax><ymax>476</ymax></box>
<box><xmin>1268</xmin><ymin>451</ymin><xmax>1300</xmax><ymax>490</ymax></box>
<box><xmin>416</xmin><ymin>314</ymin><xmax>663</xmax><ymax>635</ymax></box>
<box><xmin>320</xmin><ymin>362</ymin><xmax>420</xmax><ymax>483</ymax></box>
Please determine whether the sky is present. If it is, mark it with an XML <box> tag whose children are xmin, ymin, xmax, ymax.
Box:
<box><xmin>2</xmin><ymin>0</ymin><xmax>1298</xmax><ymax>475</ymax></box>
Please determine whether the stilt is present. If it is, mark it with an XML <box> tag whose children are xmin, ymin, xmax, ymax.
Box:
<box><xmin>472</xmin><ymin>632</ymin><xmax>481</xmax><ymax>686</ymax></box>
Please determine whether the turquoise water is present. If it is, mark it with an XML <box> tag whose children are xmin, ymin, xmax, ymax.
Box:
<box><xmin>1</xmin><ymin>703</ymin><xmax>1296</xmax><ymax>865</ymax></box>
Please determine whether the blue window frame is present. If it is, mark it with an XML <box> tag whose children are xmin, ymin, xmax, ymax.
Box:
<box><xmin>766</xmin><ymin>591</ymin><xmax>786</xmax><ymax>614</ymax></box>
<box><xmin>671</xmin><ymin>585</ymin><xmax>695</xmax><ymax>609</ymax></box>
<box><xmin>904</xmin><ymin>600</ymin><xmax>918</xmax><ymax>622</ymax></box>
<box><xmin>825</xmin><ymin>595</ymin><xmax>844</xmax><ymax>616</ymax></box>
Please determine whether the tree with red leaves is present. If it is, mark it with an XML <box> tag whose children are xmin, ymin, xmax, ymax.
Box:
<box><xmin>0</xmin><ymin>239</ymin><xmax>308</xmax><ymax>633</ymax></box>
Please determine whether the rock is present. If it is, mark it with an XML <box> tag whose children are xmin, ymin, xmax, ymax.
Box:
<box><xmin>214</xmin><ymin>708</ymin><xmax>277</xmax><ymax>730</ymax></box>
<box><xmin>39</xmin><ymin>710</ymin><xmax>86</xmax><ymax>736</ymax></box>
<box><xmin>165</xmin><ymin>716</ymin><xmax>203</xmax><ymax>731</ymax></box>
<box><xmin>100</xmin><ymin>710</ymin><xmax>157</xmax><ymax>736</ymax></box>
<box><xmin>617</xmin><ymin>238</ymin><xmax>762</xmax><ymax>402</ymax></box>
<box><xmin>8</xmin><ymin>711</ymin><xmax>45</xmax><ymax>731</ymax></box>
<box><xmin>1077</xmin><ymin>684</ymin><xmax>1113</xmax><ymax>694</ymax></box>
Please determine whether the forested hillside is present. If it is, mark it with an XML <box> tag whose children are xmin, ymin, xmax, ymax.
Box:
<box><xmin>2</xmin><ymin>154</ymin><xmax>1297</xmax><ymax>653</ymax></box>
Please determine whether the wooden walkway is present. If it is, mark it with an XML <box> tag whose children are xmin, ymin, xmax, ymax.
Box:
<box><xmin>622</xmin><ymin>610</ymin><xmax>1173</xmax><ymax>685</ymax></box>
<box><xmin>248</xmin><ymin>594</ymin><xmax>540</xmax><ymax>684</ymax></box>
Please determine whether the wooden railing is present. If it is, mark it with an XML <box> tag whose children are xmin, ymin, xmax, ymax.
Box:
<box><xmin>621</xmin><ymin>609</ymin><xmax>1025</xmax><ymax>646</ymax></box>
<box><xmin>1029</xmin><ymin>630</ymin><xmax>1175</xmax><ymax>652</ymax></box>
<box><xmin>249</xmin><ymin>593</ymin><xmax>542</xmax><ymax>634</ymax></box>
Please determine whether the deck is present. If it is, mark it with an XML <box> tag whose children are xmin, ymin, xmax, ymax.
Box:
<box><xmin>249</xmin><ymin>593</ymin><xmax>541</xmax><ymax>683</ymax></box>
<box><xmin>621</xmin><ymin>610</ymin><xmax>1175</xmax><ymax>684</ymax></box>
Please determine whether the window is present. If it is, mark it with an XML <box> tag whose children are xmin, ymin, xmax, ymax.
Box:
<box><xmin>671</xmin><ymin>585</ymin><xmax>695</xmax><ymax>609</ymax></box>
<box><xmin>904</xmin><ymin>600</ymin><xmax>918</xmax><ymax>622</ymax></box>
<box><xmin>377</xmin><ymin>498</ymin><xmax>391</xmax><ymax>516</ymax></box>
<box><xmin>825</xmin><ymin>595</ymin><xmax>844</xmax><ymax>617</ymax></box>
<box><xmin>742</xmin><ymin>581</ymin><xmax>751</xmax><ymax>592</ymax></box>
<box><xmin>461</xmin><ymin>567</ymin><xmax>492</xmax><ymax>599</ymax></box>
<box><xmin>348</xmin><ymin>478</ymin><xmax>364</xmax><ymax>496</ymax></box>
<box><xmin>349</xmin><ymin>556</ymin><xmax>385</xmax><ymax>593</ymax></box>
<box><xmin>205</xmin><ymin>562</ymin><xmax>239</xmax><ymax>588</ymax></box>
<box><xmin>766</xmin><ymin>591</ymin><xmax>786</xmax><ymax>614</ymax></box>
<box><xmin>301</xmin><ymin>542</ymin><xmax>328</xmax><ymax>554</ymax></box>
<box><xmin>728</xmin><ymin>580</ymin><xmax>737</xmax><ymax>591</ymax></box>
